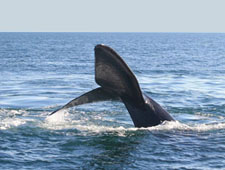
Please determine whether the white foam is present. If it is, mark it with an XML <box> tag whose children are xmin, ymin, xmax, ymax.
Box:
<box><xmin>81</xmin><ymin>124</ymin><xmax>137</xmax><ymax>134</ymax></box>
<box><xmin>0</xmin><ymin>109</ymin><xmax>28</xmax><ymax>130</ymax></box>
<box><xmin>41</xmin><ymin>106</ymin><xmax>225</xmax><ymax>135</ymax></box>
<box><xmin>2</xmin><ymin>108</ymin><xmax>225</xmax><ymax>134</ymax></box>
<box><xmin>42</xmin><ymin>119</ymin><xmax>225</xmax><ymax>135</ymax></box>
<box><xmin>190</xmin><ymin>122</ymin><xmax>225</xmax><ymax>132</ymax></box>
<box><xmin>42</xmin><ymin>110</ymin><xmax>135</xmax><ymax>136</ymax></box>
<box><xmin>0</xmin><ymin>108</ymin><xmax>27</xmax><ymax>116</ymax></box>
<box><xmin>145</xmin><ymin>121</ymin><xmax>225</xmax><ymax>132</ymax></box>
<box><xmin>0</xmin><ymin>117</ymin><xmax>26</xmax><ymax>130</ymax></box>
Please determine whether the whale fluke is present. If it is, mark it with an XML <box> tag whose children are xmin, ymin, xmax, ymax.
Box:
<box><xmin>49</xmin><ymin>87</ymin><xmax>118</xmax><ymax>116</ymax></box>
<box><xmin>49</xmin><ymin>44</ymin><xmax>174</xmax><ymax>127</ymax></box>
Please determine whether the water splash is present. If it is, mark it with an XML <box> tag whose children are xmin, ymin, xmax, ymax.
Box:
<box><xmin>0</xmin><ymin>109</ymin><xmax>28</xmax><ymax>130</ymax></box>
<box><xmin>146</xmin><ymin>121</ymin><xmax>225</xmax><ymax>132</ymax></box>
<box><xmin>1</xmin><ymin>108</ymin><xmax>225</xmax><ymax>134</ymax></box>
<box><xmin>42</xmin><ymin>110</ymin><xmax>225</xmax><ymax>135</ymax></box>
<box><xmin>45</xmin><ymin>109</ymin><xmax>67</xmax><ymax>123</ymax></box>
<box><xmin>0</xmin><ymin>117</ymin><xmax>26</xmax><ymax>130</ymax></box>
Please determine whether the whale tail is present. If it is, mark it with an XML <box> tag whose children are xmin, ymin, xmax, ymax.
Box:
<box><xmin>49</xmin><ymin>44</ymin><xmax>173</xmax><ymax>128</ymax></box>
<box><xmin>50</xmin><ymin>44</ymin><xmax>145</xmax><ymax>115</ymax></box>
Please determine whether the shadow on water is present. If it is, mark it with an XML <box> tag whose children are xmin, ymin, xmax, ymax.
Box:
<box><xmin>81</xmin><ymin>131</ymin><xmax>146</xmax><ymax>169</ymax></box>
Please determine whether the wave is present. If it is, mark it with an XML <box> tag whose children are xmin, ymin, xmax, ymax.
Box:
<box><xmin>43</xmin><ymin>109</ymin><xmax>225</xmax><ymax>135</ymax></box>
<box><xmin>0</xmin><ymin>109</ymin><xmax>28</xmax><ymax>130</ymax></box>
<box><xmin>145</xmin><ymin>121</ymin><xmax>225</xmax><ymax>132</ymax></box>
<box><xmin>1</xmin><ymin>108</ymin><xmax>225</xmax><ymax>134</ymax></box>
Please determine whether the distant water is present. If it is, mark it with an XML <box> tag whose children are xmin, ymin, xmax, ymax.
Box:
<box><xmin>1</xmin><ymin>32</ymin><xmax>225</xmax><ymax>169</ymax></box>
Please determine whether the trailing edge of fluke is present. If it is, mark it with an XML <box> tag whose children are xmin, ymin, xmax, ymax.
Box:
<box><xmin>49</xmin><ymin>44</ymin><xmax>174</xmax><ymax>127</ymax></box>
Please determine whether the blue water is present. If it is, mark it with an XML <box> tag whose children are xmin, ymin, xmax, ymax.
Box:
<box><xmin>1</xmin><ymin>33</ymin><xmax>225</xmax><ymax>169</ymax></box>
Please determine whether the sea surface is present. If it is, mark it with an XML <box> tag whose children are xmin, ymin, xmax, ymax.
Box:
<box><xmin>0</xmin><ymin>32</ymin><xmax>225</xmax><ymax>169</ymax></box>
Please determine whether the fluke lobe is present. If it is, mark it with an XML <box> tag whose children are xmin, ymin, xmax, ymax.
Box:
<box><xmin>50</xmin><ymin>44</ymin><xmax>174</xmax><ymax>127</ymax></box>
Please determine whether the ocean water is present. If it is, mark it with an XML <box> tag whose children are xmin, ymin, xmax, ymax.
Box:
<box><xmin>0</xmin><ymin>32</ymin><xmax>225</xmax><ymax>169</ymax></box>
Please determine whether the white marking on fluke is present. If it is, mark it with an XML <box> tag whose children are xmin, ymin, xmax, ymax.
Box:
<box><xmin>45</xmin><ymin>109</ymin><xmax>66</xmax><ymax>123</ymax></box>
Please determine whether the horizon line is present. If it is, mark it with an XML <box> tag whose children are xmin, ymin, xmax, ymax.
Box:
<box><xmin>0</xmin><ymin>31</ymin><xmax>225</xmax><ymax>34</ymax></box>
